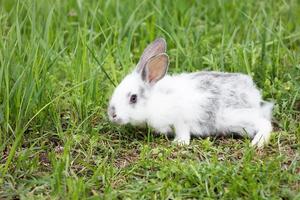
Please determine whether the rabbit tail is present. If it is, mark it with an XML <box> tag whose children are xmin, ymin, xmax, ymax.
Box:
<box><xmin>260</xmin><ymin>101</ymin><xmax>274</xmax><ymax>120</ymax></box>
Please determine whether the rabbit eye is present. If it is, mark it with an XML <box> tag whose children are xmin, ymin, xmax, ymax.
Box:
<box><xmin>130</xmin><ymin>94</ymin><xmax>137</xmax><ymax>104</ymax></box>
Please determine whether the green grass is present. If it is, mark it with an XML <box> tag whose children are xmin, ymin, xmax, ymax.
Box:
<box><xmin>0</xmin><ymin>0</ymin><xmax>300</xmax><ymax>199</ymax></box>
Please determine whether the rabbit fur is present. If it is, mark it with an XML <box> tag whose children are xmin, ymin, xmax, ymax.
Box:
<box><xmin>108</xmin><ymin>38</ymin><xmax>273</xmax><ymax>147</ymax></box>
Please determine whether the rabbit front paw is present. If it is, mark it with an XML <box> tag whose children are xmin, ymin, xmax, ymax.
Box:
<box><xmin>173</xmin><ymin>137</ymin><xmax>190</xmax><ymax>145</ymax></box>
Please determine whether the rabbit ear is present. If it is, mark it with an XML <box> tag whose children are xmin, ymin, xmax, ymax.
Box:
<box><xmin>141</xmin><ymin>53</ymin><xmax>169</xmax><ymax>84</ymax></box>
<box><xmin>136</xmin><ymin>38</ymin><xmax>167</xmax><ymax>73</ymax></box>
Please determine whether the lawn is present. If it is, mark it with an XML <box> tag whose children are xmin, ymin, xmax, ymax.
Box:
<box><xmin>0</xmin><ymin>0</ymin><xmax>299</xmax><ymax>199</ymax></box>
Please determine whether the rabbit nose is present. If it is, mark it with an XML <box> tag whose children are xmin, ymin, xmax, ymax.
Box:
<box><xmin>108</xmin><ymin>105</ymin><xmax>117</xmax><ymax>119</ymax></box>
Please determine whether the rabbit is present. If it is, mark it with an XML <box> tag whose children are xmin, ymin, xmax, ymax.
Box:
<box><xmin>107</xmin><ymin>38</ymin><xmax>273</xmax><ymax>147</ymax></box>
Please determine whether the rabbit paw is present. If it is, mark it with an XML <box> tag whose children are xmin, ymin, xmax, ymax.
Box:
<box><xmin>173</xmin><ymin>137</ymin><xmax>190</xmax><ymax>146</ymax></box>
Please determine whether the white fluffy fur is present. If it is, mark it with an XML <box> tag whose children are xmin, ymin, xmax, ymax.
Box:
<box><xmin>108</xmin><ymin>38</ymin><xmax>273</xmax><ymax>148</ymax></box>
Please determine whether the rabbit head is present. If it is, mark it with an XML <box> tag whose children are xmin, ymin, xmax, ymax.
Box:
<box><xmin>108</xmin><ymin>38</ymin><xmax>169</xmax><ymax>125</ymax></box>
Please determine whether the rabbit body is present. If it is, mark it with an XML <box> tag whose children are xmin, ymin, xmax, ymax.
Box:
<box><xmin>143</xmin><ymin>72</ymin><xmax>272</xmax><ymax>146</ymax></box>
<box><xmin>108</xmin><ymin>38</ymin><xmax>273</xmax><ymax>147</ymax></box>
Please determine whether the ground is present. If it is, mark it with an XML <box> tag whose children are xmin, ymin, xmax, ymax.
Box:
<box><xmin>0</xmin><ymin>0</ymin><xmax>299</xmax><ymax>199</ymax></box>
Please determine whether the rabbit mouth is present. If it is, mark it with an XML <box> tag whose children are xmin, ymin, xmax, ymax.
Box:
<box><xmin>109</xmin><ymin>116</ymin><xmax>126</xmax><ymax>125</ymax></box>
<box><xmin>113</xmin><ymin>118</ymin><xmax>124</xmax><ymax>124</ymax></box>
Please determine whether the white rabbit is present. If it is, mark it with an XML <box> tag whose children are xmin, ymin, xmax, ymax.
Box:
<box><xmin>108</xmin><ymin>38</ymin><xmax>273</xmax><ymax>147</ymax></box>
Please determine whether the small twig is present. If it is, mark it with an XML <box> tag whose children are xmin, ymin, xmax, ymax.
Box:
<box><xmin>86</xmin><ymin>44</ymin><xmax>116</xmax><ymax>87</ymax></box>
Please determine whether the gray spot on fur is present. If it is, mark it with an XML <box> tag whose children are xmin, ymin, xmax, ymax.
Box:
<box><xmin>194</xmin><ymin>73</ymin><xmax>221</xmax><ymax>134</ymax></box>
<box><xmin>191</xmin><ymin>71</ymin><xmax>238</xmax><ymax>79</ymax></box>
<box><xmin>196</xmin><ymin>78</ymin><xmax>221</xmax><ymax>96</ymax></box>
<box><xmin>164</xmin><ymin>89</ymin><xmax>173</xmax><ymax>94</ymax></box>
<box><xmin>260</xmin><ymin>101</ymin><xmax>268</xmax><ymax>107</ymax></box>
<box><xmin>197</xmin><ymin>96</ymin><xmax>219</xmax><ymax>134</ymax></box>
<box><xmin>223</xmin><ymin>90</ymin><xmax>252</xmax><ymax>109</ymax></box>
<box><xmin>193</xmin><ymin>71</ymin><xmax>257</xmax><ymax>133</ymax></box>
<box><xmin>108</xmin><ymin>105</ymin><xmax>116</xmax><ymax>117</ymax></box>
<box><xmin>139</xmin><ymin>87</ymin><xmax>146</xmax><ymax>99</ymax></box>
<box><xmin>194</xmin><ymin>71</ymin><xmax>254</xmax><ymax>109</ymax></box>
<box><xmin>110</xmin><ymin>105</ymin><xmax>115</xmax><ymax>112</ymax></box>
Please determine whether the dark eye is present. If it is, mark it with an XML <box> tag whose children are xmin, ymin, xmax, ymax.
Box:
<box><xmin>130</xmin><ymin>94</ymin><xmax>137</xmax><ymax>104</ymax></box>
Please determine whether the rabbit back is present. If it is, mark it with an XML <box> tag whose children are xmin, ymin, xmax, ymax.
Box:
<box><xmin>147</xmin><ymin>71</ymin><xmax>270</xmax><ymax>139</ymax></box>
<box><xmin>191</xmin><ymin>71</ymin><xmax>262</xmax><ymax>109</ymax></box>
